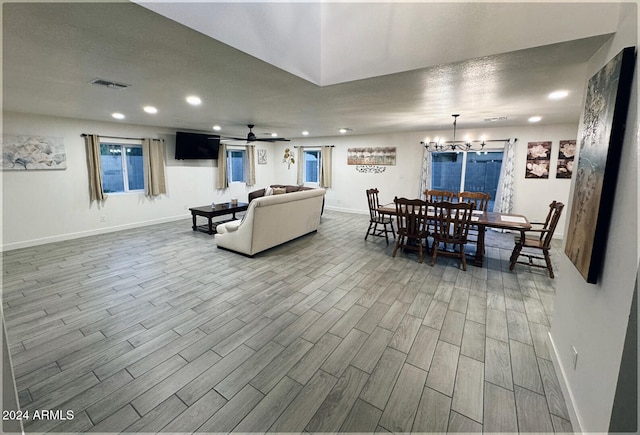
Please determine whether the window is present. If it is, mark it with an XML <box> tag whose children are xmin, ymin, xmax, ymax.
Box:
<box><xmin>303</xmin><ymin>149</ymin><xmax>321</xmax><ymax>184</ymax></box>
<box><xmin>100</xmin><ymin>143</ymin><xmax>144</xmax><ymax>193</ymax></box>
<box><xmin>227</xmin><ymin>149</ymin><xmax>246</xmax><ymax>183</ymax></box>
<box><xmin>432</xmin><ymin>151</ymin><xmax>503</xmax><ymax>210</ymax></box>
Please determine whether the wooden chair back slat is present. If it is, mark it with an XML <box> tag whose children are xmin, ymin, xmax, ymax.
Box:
<box><xmin>392</xmin><ymin>197</ymin><xmax>430</xmax><ymax>263</ymax></box>
<box><xmin>458</xmin><ymin>191</ymin><xmax>490</xmax><ymax>212</ymax></box>
<box><xmin>541</xmin><ymin>201</ymin><xmax>564</xmax><ymax>248</ymax></box>
<box><xmin>366</xmin><ymin>188</ymin><xmax>382</xmax><ymax>221</ymax></box>
<box><xmin>394</xmin><ymin>197</ymin><xmax>430</xmax><ymax>237</ymax></box>
<box><xmin>430</xmin><ymin>201</ymin><xmax>473</xmax><ymax>244</ymax></box>
<box><xmin>424</xmin><ymin>189</ymin><xmax>457</xmax><ymax>203</ymax></box>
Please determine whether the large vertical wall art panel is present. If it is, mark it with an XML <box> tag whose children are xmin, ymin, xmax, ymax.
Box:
<box><xmin>564</xmin><ymin>46</ymin><xmax>636</xmax><ymax>283</ymax></box>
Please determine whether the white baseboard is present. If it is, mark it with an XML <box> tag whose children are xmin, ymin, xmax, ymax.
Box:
<box><xmin>1</xmin><ymin>214</ymin><xmax>189</xmax><ymax>251</ymax></box>
<box><xmin>548</xmin><ymin>331</ymin><xmax>583</xmax><ymax>433</ymax></box>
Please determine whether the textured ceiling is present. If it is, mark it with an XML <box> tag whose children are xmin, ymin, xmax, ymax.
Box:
<box><xmin>138</xmin><ymin>1</ymin><xmax>620</xmax><ymax>86</ymax></box>
<box><xmin>2</xmin><ymin>2</ymin><xmax>624</xmax><ymax>140</ymax></box>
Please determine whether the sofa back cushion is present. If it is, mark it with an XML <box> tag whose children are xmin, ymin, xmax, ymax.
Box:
<box><xmin>248</xmin><ymin>189</ymin><xmax>325</xmax><ymax>253</ymax></box>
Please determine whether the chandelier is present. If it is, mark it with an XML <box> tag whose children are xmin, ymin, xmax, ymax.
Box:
<box><xmin>421</xmin><ymin>114</ymin><xmax>511</xmax><ymax>152</ymax></box>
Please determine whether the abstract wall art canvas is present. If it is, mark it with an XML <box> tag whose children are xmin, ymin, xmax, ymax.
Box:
<box><xmin>2</xmin><ymin>134</ymin><xmax>67</xmax><ymax>170</ymax></box>
<box><xmin>347</xmin><ymin>147</ymin><xmax>396</xmax><ymax>165</ymax></box>
<box><xmin>525</xmin><ymin>141</ymin><xmax>551</xmax><ymax>178</ymax></box>
<box><xmin>556</xmin><ymin>140</ymin><xmax>576</xmax><ymax>179</ymax></box>
<box><xmin>565</xmin><ymin>46</ymin><xmax>635</xmax><ymax>284</ymax></box>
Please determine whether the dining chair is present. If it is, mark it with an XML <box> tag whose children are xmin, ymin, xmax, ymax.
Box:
<box><xmin>392</xmin><ymin>197</ymin><xmax>430</xmax><ymax>263</ymax></box>
<box><xmin>458</xmin><ymin>191</ymin><xmax>491</xmax><ymax>247</ymax></box>
<box><xmin>424</xmin><ymin>189</ymin><xmax>457</xmax><ymax>202</ymax></box>
<box><xmin>365</xmin><ymin>188</ymin><xmax>395</xmax><ymax>244</ymax></box>
<box><xmin>424</xmin><ymin>189</ymin><xmax>458</xmax><ymax>240</ymax></box>
<box><xmin>458</xmin><ymin>191</ymin><xmax>490</xmax><ymax>211</ymax></box>
<box><xmin>509</xmin><ymin>200</ymin><xmax>564</xmax><ymax>278</ymax></box>
<box><xmin>430</xmin><ymin>201</ymin><xmax>473</xmax><ymax>270</ymax></box>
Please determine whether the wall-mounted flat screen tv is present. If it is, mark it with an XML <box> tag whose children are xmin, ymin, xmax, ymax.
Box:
<box><xmin>175</xmin><ymin>131</ymin><xmax>220</xmax><ymax>160</ymax></box>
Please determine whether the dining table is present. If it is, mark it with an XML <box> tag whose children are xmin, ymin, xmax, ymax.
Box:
<box><xmin>378</xmin><ymin>203</ymin><xmax>531</xmax><ymax>267</ymax></box>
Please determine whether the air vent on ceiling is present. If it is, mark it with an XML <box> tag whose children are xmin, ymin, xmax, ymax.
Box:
<box><xmin>90</xmin><ymin>78</ymin><xmax>131</xmax><ymax>90</ymax></box>
<box><xmin>484</xmin><ymin>116</ymin><xmax>508</xmax><ymax>122</ymax></box>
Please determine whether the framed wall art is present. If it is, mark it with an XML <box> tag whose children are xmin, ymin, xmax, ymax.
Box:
<box><xmin>257</xmin><ymin>148</ymin><xmax>267</xmax><ymax>164</ymax></box>
<box><xmin>2</xmin><ymin>134</ymin><xmax>67</xmax><ymax>170</ymax></box>
<box><xmin>347</xmin><ymin>147</ymin><xmax>396</xmax><ymax>165</ymax></box>
<box><xmin>556</xmin><ymin>140</ymin><xmax>576</xmax><ymax>179</ymax></box>
<box><xmin>525</xmin><ymin>141</ymin><xmax>551</xmax><ymax>178</ymax></box>
<box><xmin>564</xmin><ymin>46</ymin><xmax>635</xmax><ymax>284</ymax></box>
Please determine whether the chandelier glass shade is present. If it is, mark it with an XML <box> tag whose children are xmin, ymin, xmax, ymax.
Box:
<box><xmin>421</xmin><ymin>114</ymin><xmax>511</xmax><ymax>152</ymax></box>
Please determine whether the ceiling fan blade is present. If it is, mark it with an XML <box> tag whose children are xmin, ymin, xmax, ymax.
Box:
<box><xmin>256</xmin><ymin>137</ymin><xmax>291</xmax><ymax>142</ymax></box>
<box><xmin>224</xmin><ymin>125</ymin><xmax>290</xmax><ymax>143</ymax></box>
<box><xmin>220</xmin><ymin>136</ymin><xmax>246</xmax><ymax>141</ymax></box>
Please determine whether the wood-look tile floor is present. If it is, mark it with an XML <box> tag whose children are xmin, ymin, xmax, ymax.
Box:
<box><xmin>2</xmin><ymin>210</ymin><xmax>573</xmax><ymax>433</ymax></box>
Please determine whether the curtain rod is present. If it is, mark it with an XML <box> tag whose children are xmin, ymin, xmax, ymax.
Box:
<box><xmin>80</xmin><ymin>133</ymin><xmax>164</xmax><ymax>142</ymax></box>
<box><xmin>293</xmin><ymin>145</ymin><xmax>335</xmax><ymax>148</ymax></box>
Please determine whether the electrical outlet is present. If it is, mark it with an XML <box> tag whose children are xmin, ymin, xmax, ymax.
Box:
<box><xmin>100</xmin><ymin>215</ymin><xmax>107</xmax><ymax>222</ymax></box>
<box><xmin>571</xmin><ymin>346</ymin><xmax>578</xmax><ymax>370</ymax></box>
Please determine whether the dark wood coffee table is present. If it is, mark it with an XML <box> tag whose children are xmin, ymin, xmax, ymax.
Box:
<box><xmin>189</xmin><ymin>202</ymin><xmax>249</xmax><ymax>235</ymax></box>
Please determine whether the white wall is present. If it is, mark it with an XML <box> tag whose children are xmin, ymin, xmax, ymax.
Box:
<box><xmin>1</xmin><ymin>112</ymin><xmax>279</xmax><ymax>250</ymax></box>
<box><xmin>2</xmin><ymin>111</ymin><xmax>578</xmax><ymax>250</ymax></box>
<box><xmin>275</xmin><ymin>123</ymin><xmax>577</xmax><ymax>235</ymax></box>
<box><xmin>549</xmin><ymin>5</ymin><xmax>638</xmax><ymax>432</ymax></box>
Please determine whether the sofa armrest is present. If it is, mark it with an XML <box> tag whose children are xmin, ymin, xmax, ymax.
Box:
<box><xmin>248</xmin><ymin>188</ymin><xmax>266</xmax><ymax>203</ymax></box>
<box><xmin>216</xmin><ymin>220</ymin><xmax>242</xmax><ymax>234</ymax></box>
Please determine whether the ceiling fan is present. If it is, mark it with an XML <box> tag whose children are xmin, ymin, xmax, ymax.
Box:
<box><xmin>222</xmin><ymin>124</ymin><xmax>290</xmax><ymax>143</ymax></box>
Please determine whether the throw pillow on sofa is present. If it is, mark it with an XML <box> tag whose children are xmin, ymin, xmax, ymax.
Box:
<box><xmin>272</xmin><ymin>187</ymin><xmax>287</xmax><ymax>195</ymax></box>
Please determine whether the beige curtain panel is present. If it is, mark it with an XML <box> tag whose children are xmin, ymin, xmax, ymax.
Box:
<box><xmin>216</xmin><ymin>143</ymin><xmax>228</xmax><ymax>189</ymax></box>
<box><xmin>246</xmin><ymin>144</ymin><xmax>256</xmax><ymax>186</ymax></box>
<box><xmin>84</xmin><ymin>134</ymin><xmax>106</xmax><ymax>202</ymax></box>
<box><xmin>320</xmin><ymin>145</ymin><xmax>333</xmax><ymax>188</ymax></box>
<box><xmin>142</xmin><ymin>138</ymin><xmax>167</xmax><ymax>196</ymax></box>
<box><xmin>296</xmin><ymin>146</ymin><xmax>304</xmax><ymax>185</ymax></box>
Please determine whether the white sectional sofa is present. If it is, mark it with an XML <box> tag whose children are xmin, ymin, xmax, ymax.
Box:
<box><xmin>214</xmin><ymin>188</ymin><xmax>326</xmax><ymax>256</ymax></box>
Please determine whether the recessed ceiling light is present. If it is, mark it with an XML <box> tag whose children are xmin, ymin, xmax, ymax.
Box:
<box><xmin>112</xmin><ymin>112</ymin><xmax>125</xmax><ymax>120</ymax></box>
<box><xmin>528</xmin><ymin>116</ymin><xmax>542</xmax><ymax>123</ymax></box>
<box><xmin>143</xmin><ymin>106</ymin><xmax>158</xmax><ymax>114</ymax></box>
<box><xmin>339</xmin><ymin>128</ymin><xmax>352</xmax><ymax>134</ymax></box>
<box><xmin>212</xmin><ymin>125</ymin><xmax>221</xmax><ymax>131</ymax></box>
<box><xmin>186</xmin><ymin>96</ymin><xmax>201</xmax><ymax>105</ymax></box>
<box><xmin>271</xmin><ymin>133</ymin><xmax>278</xmax><ymax>137</ymax></box>
<box><xmin>548</xmin><ymin>90</ymin><xmax>569</xmax><ymax>100</ymax></box>
<box><xmin>302</xmin><ymin>131</ymin><xmax>309</xmax><ymax>136</ymax></box>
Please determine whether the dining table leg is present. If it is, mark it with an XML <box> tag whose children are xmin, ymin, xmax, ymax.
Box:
<box><xmin>474</xmin><ymin>224</ymin><xmax>486</xmax><ymax>267</ymax></box>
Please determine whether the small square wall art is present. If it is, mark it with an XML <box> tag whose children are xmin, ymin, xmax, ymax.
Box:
<box><xmin>556</xmin><ymin>140</ymin><xmax>576</xmax><ymax>179</ymax></box>
<box><xmin>525</xmin><ymin>141</ymin><xmax>551</xmax><ymax>178</ymax></box>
